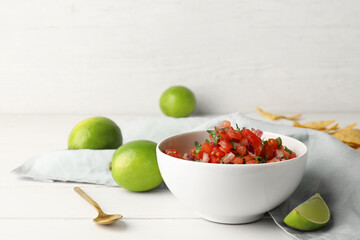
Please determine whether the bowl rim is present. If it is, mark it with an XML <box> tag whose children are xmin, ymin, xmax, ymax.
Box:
<box><xmin>157</xmin><ymin>130</ymin><xmax>308</xmax><ymax>168</ymax></box>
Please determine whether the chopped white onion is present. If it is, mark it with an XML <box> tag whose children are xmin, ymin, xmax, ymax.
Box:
<box><xmin>255</xmin><ymin>129</ymin><xmax>263</xmax><ymax>138</ymax></box>
<box><xmin>201</xmin><ymin>152</ymin><xmax>210</xmax><ymax>163</ymax></box>
<box><xmin>248</xmin><ymin>152</ymin><xmax>256</xmax><ymax>158</ymax></box>
<box><xmin>214</xmin><ymin>125</ymin><xmax>223</xmax><ymax>131</ymax></box>
<box><xmin>183</xmin><ymin>152</ymin><xmax>194</xmax><ymax>160</ymax></box>
<box><xmin>276</xmin><ymin>149</ymin><xmax>283</xmax><ymax>159</ymax></box>
<box><xmin>222</xmin><ymin>152</ymin><xmax>235</xmax><ymax>164</ymax></box>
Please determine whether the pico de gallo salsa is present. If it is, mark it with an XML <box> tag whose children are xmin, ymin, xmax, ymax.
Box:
<box><xmin>163</xmin><ymin>120</ymin><xmax>297</xmax><ymax>164</ymax></box>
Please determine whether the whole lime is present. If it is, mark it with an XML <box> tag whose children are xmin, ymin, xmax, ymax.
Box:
<box><xmin>159</xmin><ymin>86</ymin><xmax>196</xmax><ymax>118</ymax></box>
<box><xmin>111</xmin><ymin>140</ymin><xmax>163</xmax><ymax>192</ymax></box>
<box><xmin>68</xmin><ymin>117</ymin><xmax>122</xmax><ymax>149</ymax></box>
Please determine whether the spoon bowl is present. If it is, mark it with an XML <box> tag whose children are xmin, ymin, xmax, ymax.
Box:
<box><xmin>74</xmin><ymin>187</ymin><xmax>123</xmax><ymax>225</ymax></box>
<box><xmin>93</xmin><ymin>213</ymin><xmax>123</xmax><ymax>225</ymax></box>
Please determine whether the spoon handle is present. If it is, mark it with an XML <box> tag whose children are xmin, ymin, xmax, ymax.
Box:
<box><xmin>74</xmin><ymin>187</ymin><xmax>102</xmax><ymax>213</ymax></box>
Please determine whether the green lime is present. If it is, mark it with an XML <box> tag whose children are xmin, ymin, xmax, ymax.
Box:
<box><xmin>68</xmin><ymin>117</ymin><xmax>122</xmax><ymax>149</ymax></box>
<box><xmin>283</xmin><ymin>193</ymin><xmax>330</xmax><ymax>231</ymax></box>
<box><xmin>111</xmin><ymin>140</ymin><xmax>163</xmax><ymax>192</ymax></box>
<box><xmin>159</xmin><ymin>86</ymin><xmax>196</xmax><ymax>118</ymax></box>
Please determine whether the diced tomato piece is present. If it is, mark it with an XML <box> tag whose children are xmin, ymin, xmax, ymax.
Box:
<box><xmin>194</xmin><ymin>150</ymin><xmax>204</xmax><ymax>160</ymax></box>
<box><xmin>289</xmin><ymin>152</ymin><xmax>297</xmax><ymax>159</ymax></box>
<box><xmin>268</xmin><ymin>138</ymin><xmax>278</xmax><ymax>149</ymax></box>
<box><xmin>218</xmin><ymin>140</ymin><xmax>233</xmax><ymax>153</ymax></box>
<box><xmin>267</xmin><ymin>158</ymin><xmax>280</xmax><ymax>163</ymax></box>
<box><xmin>231</xmin><ymin>156</ymin><xmax>244</xmax><ymax>164</ymax></box>
<box><xmin>190</xmin><ymin>147</ymin><xmax>197</xmax><ymax>157</ymax></box>
<box><xmin>242</xmin><ymin>129</ymin><xmax>262</xmax><ymax>147</ymax></box>
<box><xmin>225</xmin><ymin>128</ymin><xmax>241</xmax><ymax>140</ymax></box>
<box><xmin>243</xmin><ymin>155</ymin><xmax>254</xmax><ymax>163</ymax></box>
<box><xmin>236</xmin><ymin>144</ymin><xmax>247</xmax><ymax>156</ymax></box>
<box><xmin>247</xmin><ymin>144</ymin><xmax>261</xmax><ymax>156</ymax></box>
<box><xmin>235</xmin><ymin>130</ymin><xmax>243</xmax><ymax>140</ymax></box>
<box><xmin>221</xmin><ymin>120</ymin><xmax>232</xmax><ymax>128</ymax></box>
<box><xmin>218</xmin><ymin>132</ymin><xmax>229</xmax><ymax>141</ymax></box>
<box><xmin>163</xmin><ymin>149</ymin><xmax>182</xmax><ymax>159</ymax></box>
<box><xmin>210</xmin><ymin>156</ymin><xmax>221</xmax><ymax>164</ymax></box>
<box><xmin>201</xmin><ymin>142</ymin><xmax>212</xmax><ymax>154</ymax></box>
<box><xmin>246</xmin><ymin>159</ymin><xmax>259</xmax><ymax>164</ymax></box>
<box><xmin>281</xmin><ymin>149</ymin><xmax>290</xmax><ymax>159</ymax></box>
<box><xmin>211</xmin><ymin>146</ymin><xmax>226</xmax><ymax>158</ymax></box>
<box><xmin>240</xmin><ymin>137</ymin><xmax>248</xmax><ymax>146</ymax></box>
<box><xmin>261</xmin><ymin>143</ymin><xmax>274</xmax><ymax>159</ymax></box>
<box><xmin>253</xmin><ymin>145</ymin><xmax>262</xmax><ymax>156</ymax></box>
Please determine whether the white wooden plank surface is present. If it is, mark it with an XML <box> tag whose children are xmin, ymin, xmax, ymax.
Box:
<box><xmin>1</xmin><ymin>0</ymin><xmax>360</xmax><ymax>115</ymax></box>
<box><xmin>0</xmin><ymin>218</ymin><xmax>291</xmax><ymax>240</ymax></box>
<box><xmin>0</xmin><ymin>185</ymin><xmax>197</xmax><ymax>219</ymax></box>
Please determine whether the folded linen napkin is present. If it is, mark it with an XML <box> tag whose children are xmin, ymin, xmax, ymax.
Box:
<box><xmin>12</xmin><ymin>115</ymin><xmax>213</xmax><ymax>185</ymax></box>
<box><xmin>12</xmin><ymin>149</ymin><xmax>117</xmax><ymax>186</ymax></box>
<box><xmin>12</xmin><ymin>113</ymin><xmax>360</xmax><ymax>239</ymax></box>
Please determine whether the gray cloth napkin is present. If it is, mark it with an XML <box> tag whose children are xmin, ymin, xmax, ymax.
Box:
<box><xmin>12</xmin><ymin>113</ymin><xmax>360</xmax><ymax>239</ymax></box>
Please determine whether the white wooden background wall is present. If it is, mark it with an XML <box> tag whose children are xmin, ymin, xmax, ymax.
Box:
<box><xmin>1</xmin><ymin>0</ymin><xmax>359</xmax><ymax>115</ymax></box>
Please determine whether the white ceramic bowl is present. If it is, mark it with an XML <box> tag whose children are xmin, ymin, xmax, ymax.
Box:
<box><xmin>156</xmin><ymin>130</ymin><xmax>307</xmax><ymax>224</ymax></box>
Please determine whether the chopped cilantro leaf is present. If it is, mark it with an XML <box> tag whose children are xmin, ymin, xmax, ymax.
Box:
<box><xmin>229</xmin><ymin>140</ymin><xmax>237</xmax><ymax>149</ymax></box>
<box><xmin>213</xmin><ymin>134</ymin><xmax>221</xmax><ymax>145</ymax></box>
<box><xmin>284</xmin><ymin>146</ymin><xmax>293</xmax><ymax>154</ymax></box>
<box><xmin>255</xmin><ymin>156</ymin><xmax>266</xmax><ymax>163</ymax></box>
<box><xmin>276</xmin><ymin>137</ymin><xmax>282</xmax><ymax>147</ymax></box>
<box><xmin>205</xmin><ymin>139</ymin><xmax>210</xmax><ymax>144</ymax></box>
<box><xmin>194</xmin><ymin>141</ymin><xmax>201</xmax><ymax>154</ymax></box>
<box><xmin>207</xmin><ymin>130</ymin><xmax>216</xmax><ymax>138</ymax></box>
<box><xmin>235</xmin><ymin>123</ymin><xmax>241</xmax><ymax>131</ymax></box>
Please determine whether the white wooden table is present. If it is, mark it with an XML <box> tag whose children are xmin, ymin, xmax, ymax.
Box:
<box><xmin>1</xmin><ymin>112</ymin><xmax>358</xmax><ymax>239</ymax></box>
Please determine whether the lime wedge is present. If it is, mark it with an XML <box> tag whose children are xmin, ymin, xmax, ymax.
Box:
<box><xmin>283</xmin><ymin>193</ymin><xmax>330</xmax><ymax>231</ymax></box>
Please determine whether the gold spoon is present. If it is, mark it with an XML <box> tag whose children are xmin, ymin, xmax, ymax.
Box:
<box><xmin>74</xmin><ymin>187</ymin><xmax>123</xmax><ymax>225</ymax></box>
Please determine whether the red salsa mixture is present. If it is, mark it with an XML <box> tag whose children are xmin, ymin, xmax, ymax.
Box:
<box><xmin>163</xmin><ymin>120</ymin><xmax>297</xmax><ymax>164</ymax></box>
